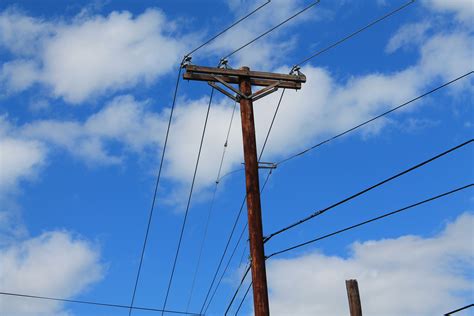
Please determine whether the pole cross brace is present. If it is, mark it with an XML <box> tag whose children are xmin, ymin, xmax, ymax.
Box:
<box><xmin>209</xmin><ymin>75</ymin><xmax>282</xmax><ymax>102</ymax></box>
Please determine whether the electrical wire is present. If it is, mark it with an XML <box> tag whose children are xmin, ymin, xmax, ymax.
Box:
<box><xmin>203</xmin><ymin>170</ymin><xmax>274</xmax><ymax>314</ymax></box>
<box><xmin>128</xmin><ymin>66</ymin><xmax>183</xmax><ymax>315</ymax></box>
<box><xmin>226</xmin><ymin>184</ymin><xmax>474</xmax><ymax>311</ymax></box>
<box><xmin>161</xmin><ymin>88</ymin><xmax>215</xmax><ymax>315</ymax></box>
<box><xmin>0</xmin><ymin>291</ymin><xmax>201</xmax><ymax>315</ymax></box>
<box><xmin>199</xmin><ymin>194</ymin><xmax>247</xmax><ymax>314</ymax></box>
<box><xmin>224</xmin><ymin>265</ymin><xmax>252</xmax><ymax>315</ymax></box>
<box><xmin>444</xmin><ymin>304</ymin><xmax>474</xmax><ymax>315</ymax></box>
<box><xmin>221</xmin><ymin>0</ymin><xmax>321</xmax><ymax>60</ymax></box>
<box><xmin>277</xmin><ymin>71</ymin><xmax>474</xmax><ymax>166</ymax></box>
<box><xmin>186</xmin><ymin>100</ymin><xmax>238</xmax><ymax>312</ymax></box>
<box><xmin>200</xmin><ymin>86</ymin><xmax>286</xmax><ymax>313</ymax></box>
<box><xmin>186</xmin><ymin>0</ymin><xmax>271</xmax><ymax>57</ymax></box>
<box><xmin>266</xmin><ymin>183</ymin><xmax>473</xmax><ymax>259</ymax></box>
<box><xmin>295</xmin><ymin>0</ymin><xmax>415</xmax><ymax>67</ymax></box>
<box><xmin>224</xmin><ymin>72</ymin><xmax>473</xmax><ymax>310</ymax></box>
<box><xmin>234</xmin><ymin>282</ymin><xmax>252</xmax><ymax>315</ymax></box>
<box><xmin>205</xmin><ymin>223</ymin><xmax>249</xmax><ymax>314</ymax></box>
<box><xmin>227</xmin><ymin>183</ymin><xmax>474</xmax><ymax>313</ymax></box>
<box><xmin>265</xmin><ymin>139</ymin><xmax>473</xmax><ymax>242</ymax></box>
<box><xmin>216</xmin><ymin>9</ymin><xmax>470</xmax><ymax>180</ymax></box>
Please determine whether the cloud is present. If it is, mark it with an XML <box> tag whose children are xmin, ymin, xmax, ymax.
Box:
<box><xmin>1</xmin><ymin>0</ymin><xmax>472</xmax><ymax>205</ymax></box>
<box><xmin>200</xmin><ymin>0</ymin><xmax>319</xmax><ymax>69</ymax></box>
<box><xmin>2</xmin><ymin>26</ymin><xmax>471</xmax><ymax>205</ymax></box>
<box><xmin>385</xmin><ymin>21</ymin><xmax>432</xmax><ymax>54</ymax></box>
<box><xmin>0</xmin><ymin>8</ymin><xmax>186</xmax><ymax>103</ymax></box>
<box><xmin>265</xmin><ymin>212</ymin><xmax>474</xmax><ymax>316</ymax></box>
<box><xmin>19</xmin><ymin>95</ymin><xmax>166</xmax><ymax>165</ymax></box>
<box><xmin>0</xmin><ymin>117</ymin><xmax>46</xmax><ymax>196</ymax></box>
<box><xmin>423</xmin><ymin>0</ymin><xmax>474</xmax><ymax>22</ymax></box>
<box><xmin>0</xmin><ymin>231</ymin><xmax>104</xmax><ymax>316</ymax></box>
<box><xmin>160</xmin><ymin>29</ymin><xmax>472</xmax><ymax>196</ymax></box>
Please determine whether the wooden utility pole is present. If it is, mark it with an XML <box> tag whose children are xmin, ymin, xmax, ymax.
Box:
<box><xmin>346</xmin><ymin>279</ymin><xmax>363</xmax><ymax>316</ymax></box>
<box><xmin>238</xmin><ymin>67</ymin><xmax>269</xmax><ymax>315</ymax></box>
<box><xmin>184</xmin><ymin>61</ymin><xmax>306</xmax><ymax>316</ymax></box>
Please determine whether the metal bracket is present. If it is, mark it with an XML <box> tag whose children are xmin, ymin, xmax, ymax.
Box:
<box><xmin>258</xmin><ymin>162</ymin><xmax>277</xmax><ymax>169</ymax></box>
<box><xmin>241</xmin><ymin>161</ymin><xmax>277</xmax><ymax>169</ymax></box>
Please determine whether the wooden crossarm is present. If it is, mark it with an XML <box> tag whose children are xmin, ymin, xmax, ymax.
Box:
<box><xmin>183</xmin><ymin>72</ymin><xmax>302</xmax><ymax>89</ymax></box>
<box><xmin>185</xmin><ymin>65</ymin><xmax>306</xmax><ymax>83</ymax></box>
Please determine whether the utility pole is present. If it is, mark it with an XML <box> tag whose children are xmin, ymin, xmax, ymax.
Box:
<box><xmin>183</xmin><ymin>60</ymin><xmax>306</xmax><ymax>316</ymax></box>
<box><xmin>345</xmin><ymin>279</ymin><xmax>363</xmax><ymax>316</ymax></box>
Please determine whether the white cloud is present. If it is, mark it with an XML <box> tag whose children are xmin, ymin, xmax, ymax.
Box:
<box><xmin>0</xmin><ymin>117</ymin><xmax>46</xmax><ymax>195</ymax></box>
<box><xmin>1</xmin><ymin>1</ymin><xmax>472</xmax><ymax>205</ymax></box>
<box><xmin>0</xmin><ymin>231</ymin><xmax>104</xmax><ymax>316</ymax></box>
<box><xmin>160</xmin><ymin>29</ymin><xmax>472</xmax><ymax>196</ymax></box>
<box><xmin>0</xmin><ymin>9</ymin><xmax>186</xmax><ymax>103</ymax></box>
<box><xmin>0</xmin><ymin>8</ymin><xmax>53</xmax><ymax>56</ymax></box>
<box><xmin>19</xmin><ymin>95</ymin><xmax>166</xmax><ymax>165</ymax></box>
<box><xmin>265</xmin><ymin>212</ymin><xmax>474</xmax><ymax>316</ymax></box>
<box><xmin>423</xmin><ymin>0</ymin><xmax>474</xmax><ymax>22</ymax></box>
<box><xmin>3</xmin><ymin>26</ymin><xmax>471</xmax><ymax>204</ymax></box>
<box><xmin>200</xmin><ymin>0</ymin><xmax>318</xmax><ymax>69</ymax></box>
<box><xmin>385</xmin><ymin>21</ymin><xmax>431</xmax><ymax>53</ymax></box>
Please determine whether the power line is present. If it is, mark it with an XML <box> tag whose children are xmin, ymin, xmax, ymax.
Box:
<box><xmin>277</xmin><ymin>71</ymin><xmax>474</xmax><ymax>166</ymax></box>
<box><xmin>229</xmin><ymin>184</ymin><xmax>474</xmax><ymax>312</ymax></box>
<box><xmin>225</xmin><ymin>265</ymin><xmax>252</xmax><ymax>315</ymax></box>
<box><xmin>204</xmin><ymin>223</ymin><xmax>248</xmax><ymax>314</ymax></box>
<box><xmin>265</xmin><ymin>139</ymin><xmax>474</xmax><ymax>242</ymax></box>
<box><xmin>216</xmin><ymin>5</ymin><xmax>462</xmax><ymax>180</ymax></box>
<box><xmin>259</xmin><ymin>89</ymin><xmax>286</xmax><ymax>161</ymax></box>
<box><xmin>131</xmin><ymin>1</ymin><xmax>277</xmax><ymax>308</ymax></box>
<box><xmin>203</xmin><ymin>170</ymin><xmax>274</xmax><ymax>314</ymax></box>
<box><xmin>199</xmin><ymin>194</ymin><xmax>247</xmax><ymax>313</ymax></box>
<box><xmin>295</xmin><ymin>0</ymin><xmax>415</xmax><ymax>67</ymax></box>
<box><xmin>128</xmin><ymin>66</ymin><xmax>183</xmax><ymax>315</ymax></box>
<box><xmin>221</xmin><ymin>0</ymin><xmax>321</xmax><ymax>60</ymax></box>
<box><xmin>200</xmin><ymin>86</ymin><xmax>285</xmax><ymax>313</ymax></box>
<box><xmin>198</xmin><ymin>87</ymin><xmax>286</xmax><ymax>313</ymax></box>
<box><xmin>186</xmin><ymin>0</ymin><xmax>271</xmax><ymax>57</ymax></box>
<box><xmin>444</xmin><ymin>304</ymin><xmax>474</xmax><ymax>315</ymax></box>
<box><xmin>223</xmin><ymin>73</ymin><xmax>472</xmax><ymax>309</ymax></box>
<box><xmin>186</xmin><ymin>100</ymin><xmax>238</xmax><ymax>312</ymax></box>
<box><xmin>161</xmin><ymin>88</ymin><xmax>215</xmax><ymax>315</ymax></box>
<box><xmin>266</xmin><ymin>183</ymin><xmax>473</xmax><ymax>259</ymax></box>
<box><xmin>235</xmin><ymin>282</ymin><xmax>252</xmax><ymax>315</ymax></box>
<box><xmin>0</xmin><ymin>291</ymin><xmax>201</xmax><ymax>315</ymax></box>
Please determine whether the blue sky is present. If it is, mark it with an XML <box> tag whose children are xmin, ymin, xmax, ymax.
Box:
<box><xmin>0</xmin><ymin>1</ymin><xmax>473</xmax><ymax>315</ymax></box>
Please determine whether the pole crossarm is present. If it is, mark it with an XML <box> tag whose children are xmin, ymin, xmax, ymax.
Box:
<box><xmin>183</xmin><ymin>65</ymin><xmax>306</xmax><ymax>91</ymax></box>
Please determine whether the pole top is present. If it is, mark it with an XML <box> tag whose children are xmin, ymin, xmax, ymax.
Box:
<box><xmin>240</xmin><ymin>66</ymin><xmax>250</xmax><ymax>71</ymax></box>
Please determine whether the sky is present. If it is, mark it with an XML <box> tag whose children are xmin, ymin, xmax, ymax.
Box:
<box><xmin>0</xmin><ymin>0</ymin><xmax>473</xmax><ymax>315</ymax></box>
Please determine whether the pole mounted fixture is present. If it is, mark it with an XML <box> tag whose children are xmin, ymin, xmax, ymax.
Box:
<box><xmin>184</xmin><ymin>64</ymin><xmax>306</xmax><ymax>316</ymax></box>
<box><xmin>184</xmin><ymin>64</ymin><xmax>306</xmax><ymax>101</ymax></box>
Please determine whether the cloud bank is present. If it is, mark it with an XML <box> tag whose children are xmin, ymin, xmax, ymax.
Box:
<box><xmin>265</xmin><ymin>212</ymin><xmax>474</xmax><ymax>316</ymax></box>
<box><xmin>0</xmin><ymin>8</ymin><xmax>186</xmax><ymax>103</ymax></box>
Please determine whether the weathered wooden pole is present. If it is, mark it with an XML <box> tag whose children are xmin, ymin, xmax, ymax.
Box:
<box><xmin>239</xmin><ymin>66</ymin><xmax>270</xmax><ymax>316</ymax></box>
<box><xmin>346</xmin><ymin>279</ymin><xmax>363</xmax><ymax>316</ymax></box>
